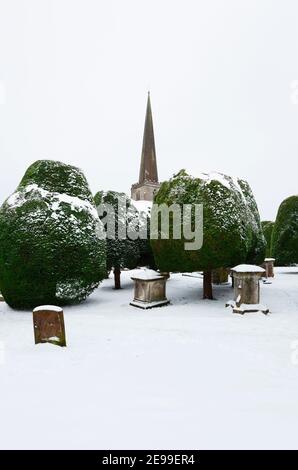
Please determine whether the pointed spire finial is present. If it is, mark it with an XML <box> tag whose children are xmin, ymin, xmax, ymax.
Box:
<box><xmin>138</xmin><ymin>92</ymin><xmax>158</xmax><ymax>184</ymax></box>
<box><xmin>131</xmin><ymin>92</ymin><xmax>160</xmax><ymax>201</ymax></box>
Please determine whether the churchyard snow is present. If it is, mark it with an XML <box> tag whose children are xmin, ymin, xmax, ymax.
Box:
<box><xmin>1</xmin><ymin>268</ymin><xmax>298</xmax><ymax>449</ymax></box>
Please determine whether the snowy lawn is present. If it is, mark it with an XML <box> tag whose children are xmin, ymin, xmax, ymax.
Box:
<box><xmin>1</xmin><ymin>268</ymin><xmax>298</xmax><ymax>450</ymax></box>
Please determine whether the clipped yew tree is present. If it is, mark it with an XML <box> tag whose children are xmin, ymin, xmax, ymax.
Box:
<box><xmin>271</xmin><ymin>196</ymin><xmax>298</xmax><ymax>266</ymax></box>
<box><xmin>94</xmin><ymin>190</ymin><xmax>143</xmax><ymax>289</ymax></box>
<box><xmin>151</xmin><ymin>170</ymin><xmax>265</xmax><ymax>299</ymax></box>
<box><xmin>261</xmin><ymin>220</ymin><xmax>275</xmax><ymax>258</ymax></box>
<box><xmin>0</xmin><ymin>160</ymin><xmax>106</xmax><ymax>309</ymax></box>
<box><xmin>237</xmin><ymin>178</ymin><xmax>266</xmax><ymax>265</ymax></box>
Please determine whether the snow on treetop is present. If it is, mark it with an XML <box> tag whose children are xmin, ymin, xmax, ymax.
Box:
<box><xmin>232</xmin><ymin>264</ymin><xmax>265</xmax><ymax>273</ymax></box>
<box><xmin>33</xmin><ymin>305</ymin><xmax>63</xmax><ymax>313</ymax></box>
<box><xmin>6</xmin><ymin>183</ymin><xmax>99</xmax><ymax>219</ymax></box>
<box><xmin>185</xmin><ymin>170</ymin><xmax>246</xmax><ymax>200</ymax></box>
<box><xmin>131</xmin><ymin>268</ymin><xmax>163</xmax><ymax>280</ymax></box>
<box><xmin>18</xmin><ymin>159</ymin><xmax>94</xmax><ymax>202</ymax></box>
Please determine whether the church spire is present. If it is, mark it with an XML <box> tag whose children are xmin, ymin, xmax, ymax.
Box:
<box><xmin>138</xmin><ymin>92</ymin><xmax>158</xmax><ymax>184</ymax></box>
<box><xmin>131</xmin><ymin>92</ymin><xmax>160</xmax><ymax>201</ymax></box>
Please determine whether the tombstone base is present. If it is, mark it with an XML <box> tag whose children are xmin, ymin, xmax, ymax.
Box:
<box><xmin>226</xmin><ymin>300</ymin><xmax>269</xmax><ymax>315</ymax></box>
<box><xmin>130</xmin><ymin>299</ymin><xmax>170</xmax><ymax>309</ymax></box>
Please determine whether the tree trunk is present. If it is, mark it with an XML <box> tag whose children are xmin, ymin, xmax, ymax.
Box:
<box><xmin>203</xmin><ymin>270</ymin><xmax>213</xmax><ymax>299</ymax></box>
<box><xmin>114</xmin><ymin>267</ymin><xmax>121</xmax><ymax>289</ymax></box>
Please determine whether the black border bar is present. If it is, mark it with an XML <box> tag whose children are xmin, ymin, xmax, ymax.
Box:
<box><xmin>0</xmin><ymin>450</ymin><xmax>297</xmax><ymax>466</ymax></box>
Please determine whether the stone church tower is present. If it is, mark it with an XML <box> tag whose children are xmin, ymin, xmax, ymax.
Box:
<box><xmin>131</xmin><ymin>92</ymin><xmax>160</xmax><ymax>201</ymax></box>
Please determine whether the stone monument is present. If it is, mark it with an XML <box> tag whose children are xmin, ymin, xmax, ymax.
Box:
<box><xmin>33</xmin><ymin>305</ymin><xmax>67</xmax><ymax>347</ymax></box>
<box><xmin>226</xmin><ymin>264</ymin><xmax>269</xmax><ymax>314</ymax></box>
<box><xmin>130</xmin><ymin>269</ymin><xmax>169</xmax><ymax>309</ymax></box>
<box><xmin>263</xmin><ymin>258</ymin><xmax>275</xmax><ymax>278</ymax></box>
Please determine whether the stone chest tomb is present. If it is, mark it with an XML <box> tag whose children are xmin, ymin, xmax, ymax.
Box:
<box><xmin>130</xmin><ymin>269</ymin><xmax>169</xmax><ymax>309</ymax></box>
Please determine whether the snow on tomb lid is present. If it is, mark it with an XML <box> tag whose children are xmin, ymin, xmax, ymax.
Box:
<box><xmin>33</xmin><ymin>305</ymin><xmax>63</xmax><ymax>313</ymax></box>
<box><xmin>131</xmin><ymin>268</ymin><xmax>163</xmax><ymax>280</ymax></box>
<box><xmin>231</xmin><ymin>264</ymin><xmax>265</xmax><ymax>273</ymax></box>
<box><xmin>264</xmin><ymin>258</ymin><xmax>275</xmax><ymax>262</ymax></box>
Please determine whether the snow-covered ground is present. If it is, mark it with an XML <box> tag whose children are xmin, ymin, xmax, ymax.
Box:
<box><xmin>1</xmin><ymin>267</ymin><xmax>298</xmax><ymax>450</ymax></box>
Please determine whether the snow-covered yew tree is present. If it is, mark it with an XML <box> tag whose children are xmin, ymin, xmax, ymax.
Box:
<box><xmin>271</xmin><ymin>196</ymin><xmax>298</xmax><ymax>266</ymax></box>
<box><xmin>94</xmin><ymin>190</ymin><xmax>145</xmax><ymax>289</ymax></box>
<box><xmin>0</xmin><ymin>160</ymin><xmax>106</xmax><ymax>309</ymax></box>
<box><xmin>151</xmin><ymin>170</ymin><xmax>265</xmax><ymax>299</ymax></box>
<box><xmin>261</xmin><ymin>220</ymin><xmax>275</xmax><ymax>258</ymax></box>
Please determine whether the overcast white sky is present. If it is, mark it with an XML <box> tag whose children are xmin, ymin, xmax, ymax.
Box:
<box><xmin>1</xmin><ymin>0</ymin><xmax>298</xmax><ymax>220</ymax></box>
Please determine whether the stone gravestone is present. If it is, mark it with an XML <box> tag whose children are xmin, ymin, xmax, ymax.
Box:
<box><xmin>263</xmin><ymin>258</ymin><xmax>275</xmax><ymax>278</ymax></box>
<box><xmin>226</xmin><ymin>264</ymin><xmax>269</xmax><ymax>314</ymax></box>
<box><xmin>130</xmin><ymin>269</ymin><xmax>169</xmax><ymax>309</ymax></box>
<box><xmin>33</xmin><ymin>305</ymin><xmax>66</xmax><ymax>347</ymax></box>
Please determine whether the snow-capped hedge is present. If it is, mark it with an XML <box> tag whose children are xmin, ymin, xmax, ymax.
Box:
<box><xmin>261</xmin><ymin>220</ymin><xmax>275</xmax><ymax>258</ymax></box>
<box><xmin>0</xmin><ymin>160</ymin><xmax>106</xmax><ymax>309</ymax></box>
<box><xmin>94</xmin><ymin>190</ymin><xmax>155</xmax><ymax>288</ymax></box>
<box><xmin>151</xmin><ymin>169</ymin><xmax>265</xmax><ymax>274</ymax></box>
<box><xmin>271</xmin><ymin>196</ymin><xmax>298</xmax><ymax>266</ymax></box>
